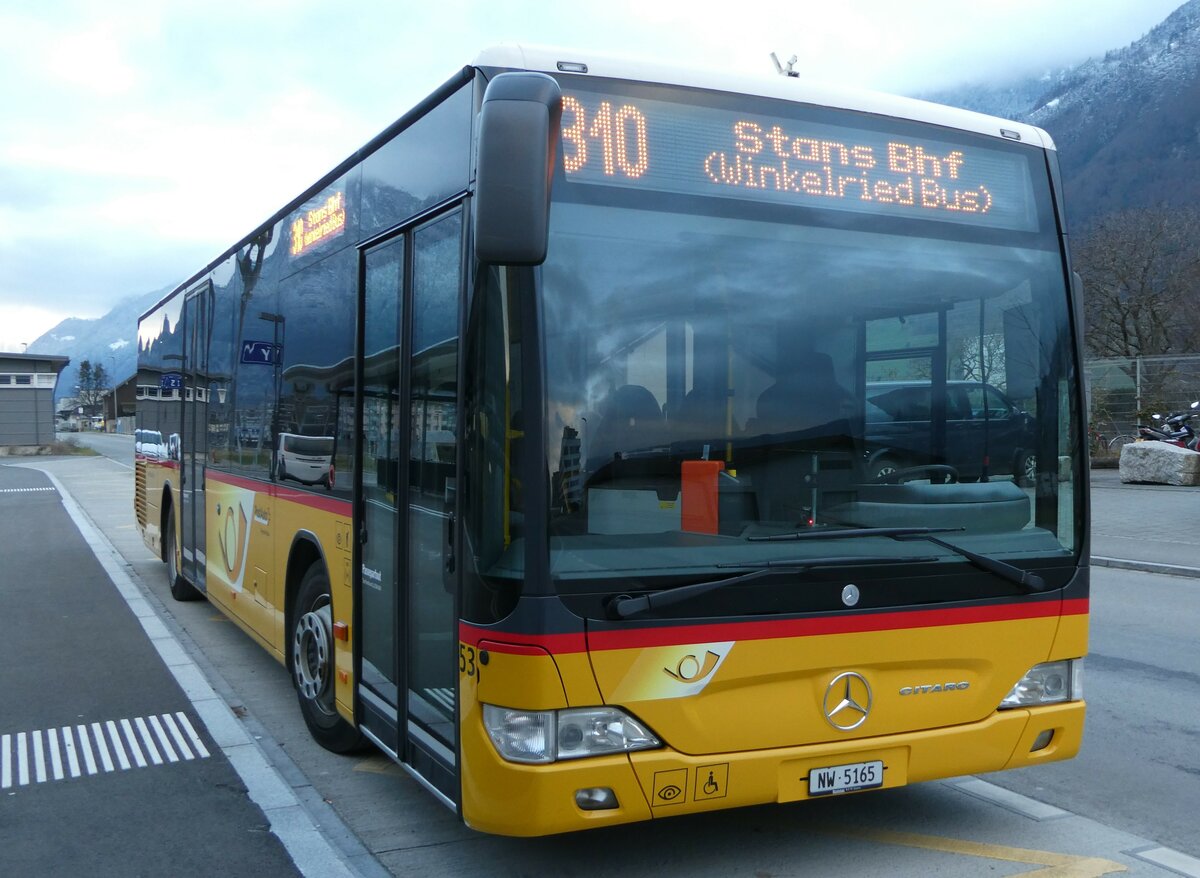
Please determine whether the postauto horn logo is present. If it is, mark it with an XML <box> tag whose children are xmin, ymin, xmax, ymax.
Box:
<box><xmin>217</xmin><ymin>495</ymin><xmax>251</xmax><ymax>585</ymax></box>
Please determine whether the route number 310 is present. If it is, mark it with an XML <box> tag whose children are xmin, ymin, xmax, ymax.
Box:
<box><xmin>562</xmin><ymin>96</ymin><xmax>650</xmax><ymax>179</ymax></box>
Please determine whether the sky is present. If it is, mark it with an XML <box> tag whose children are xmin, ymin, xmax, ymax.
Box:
<box><xmin>0</xmin><ymin>0</ymin><xmax>1188</xmax><ymax>352</ymax></box>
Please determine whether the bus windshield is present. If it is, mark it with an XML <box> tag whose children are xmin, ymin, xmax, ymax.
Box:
<box><xmin>536</xmin><ymin>84</ymin><xmax>1080</xmax><ymax>605</ymax></box>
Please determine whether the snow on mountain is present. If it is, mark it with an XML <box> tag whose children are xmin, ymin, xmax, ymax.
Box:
<box><xmin>26</xmin><ymin>286</ymin><xmax>173</xmax><ymax>400</ymax></box>
<box><xmin>920</xmin><ymin>0</ymin><xmax>1200</xmax><ymax>227</ymax></box>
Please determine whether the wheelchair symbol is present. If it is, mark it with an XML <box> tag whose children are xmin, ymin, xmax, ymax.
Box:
<box><xmin>695</xmin><ymin>763</ymin><xmax>728</xmax><ymax>800</ymax></box>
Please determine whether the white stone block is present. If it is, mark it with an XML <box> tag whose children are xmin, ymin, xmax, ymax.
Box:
<box><xmin>1119</xmin><ymin>440</ymin><xmax>1200</xmax><ymax>486</ymax></box>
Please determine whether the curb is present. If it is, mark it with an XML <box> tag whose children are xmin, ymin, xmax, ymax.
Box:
<box><xmin>1091</xmin><ymin>555</ymin><xmax>1200</xmax><ymax>579</ymax></box>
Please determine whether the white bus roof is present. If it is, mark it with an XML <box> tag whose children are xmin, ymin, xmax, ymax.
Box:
<box><xmin>473</xmin><ymin>44</ymin><xmax>1055</xmax><ymax>152</ymax></box>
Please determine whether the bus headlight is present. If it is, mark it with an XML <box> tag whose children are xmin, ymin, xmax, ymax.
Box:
<box><xmin>483</xmin><ymin>704</ymin><xmax>661</xmax><ymax>764</ymax></box>
<box><xmin>999</xmin><ymin>659</ymin><xmax>1083</xmax><ymax>709</ymax></box>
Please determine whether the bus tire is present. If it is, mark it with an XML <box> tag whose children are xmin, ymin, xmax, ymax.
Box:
<box><xmin>291</xmin><ymin>563</ymin><xmax>364</xmax><ymax>753</ymax></box>
<box><xmin>165</xmin><ymin>505</ymin><xmax>202</xmax><ymax>601</ymax></box>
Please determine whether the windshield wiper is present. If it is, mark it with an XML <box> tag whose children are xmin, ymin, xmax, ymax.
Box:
<box><xmin>892</xmin><ymin>533</ymin><xmax>1047</xmax><ymax>593</ymax></box>
<box><xmin>606</xmin><ymin>555</ymin><xmax>938</xmax><ymax>620</ymax></box>
<box><xmin>748</xmin><ymin>526</ymin><xmax>1048</xmax><ymax>593</ymax></box>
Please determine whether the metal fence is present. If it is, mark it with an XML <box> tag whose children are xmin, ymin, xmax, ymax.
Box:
<box><xmin>1085</xmin><ymin>355</ymin><xmax>1200</xmax><ymax>449</ymax></box>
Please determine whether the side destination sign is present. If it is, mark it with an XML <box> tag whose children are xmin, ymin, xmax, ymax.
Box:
<box><xmin>560</xmin><ymin>89</ymin><xmax>1039</xmax><ymax>232</ymax></box>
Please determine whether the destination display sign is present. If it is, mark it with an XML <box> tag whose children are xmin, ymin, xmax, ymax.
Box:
<box><xmin>560</xmin><ymin>90</ymin><xmax>1039</xmax><ymax>232</ymax></box>
<box><xmin>289</xmin><ymin>190</ymin><xmax>346</xmax><ymax>257</ymax></box>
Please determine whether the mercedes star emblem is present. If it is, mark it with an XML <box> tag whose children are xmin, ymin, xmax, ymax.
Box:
<box><xmin>823</xmin><ymin>671</ymin><xmax>872</xmax><ymax>730</ymax></box>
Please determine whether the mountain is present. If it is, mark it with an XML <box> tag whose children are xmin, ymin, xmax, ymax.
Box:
<box><xmin>921</xmin><ymin>0</ymin><xmax>1200</xmax><ymax>229</ymax></box>
<box><xmin>26</xmin><ymin>285</ymin><xmax>172</xmax><ymax>401</ymax></box>
<box><xmin>920</xmin><ymin>71</ymin><xmax>1073</xmax><ymax>124</ymax></box>
<box><xmin>24</xmin><ymin>3</ymin><xmax>1200</xmax><ymax>391</ymax></box>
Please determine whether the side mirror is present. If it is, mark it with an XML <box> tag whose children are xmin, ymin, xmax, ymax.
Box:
<box><xmin>474</xmin><ymin>72</ymin><xmax>563</xmax><ymax>265</ymax></box>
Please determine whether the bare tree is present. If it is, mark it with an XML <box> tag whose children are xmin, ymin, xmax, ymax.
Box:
<box><xmin>1078</xmin><ymin>207</ymin><xmax>1200</xmax><ymax>360</ymax></box>
<box><xmin>950</xmin><ymin>332</ymin><xmax>1005</xmax><ymax>384</ymax></box>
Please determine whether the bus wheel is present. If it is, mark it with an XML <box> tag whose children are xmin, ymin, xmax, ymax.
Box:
<box><xmin>292</xmin><ymin>564</ymin><xmax>364</xmax><ymax>753</ymax></box>
<box><xmin>165</xmin><ymin>506</ymin><xmax>202</xmax><ymax>602</ymax></box>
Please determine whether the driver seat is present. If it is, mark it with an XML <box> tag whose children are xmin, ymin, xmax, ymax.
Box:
<box><xmin>587</xmin><ymin>384</ymin><xmax>663</xmax><ymax>471</ymax></box>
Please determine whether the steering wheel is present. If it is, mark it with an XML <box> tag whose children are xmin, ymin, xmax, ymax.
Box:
<box><xmin>874</xmin><ymin>464</ymin><xmax>960</xmax><ymax>484</ymax></box>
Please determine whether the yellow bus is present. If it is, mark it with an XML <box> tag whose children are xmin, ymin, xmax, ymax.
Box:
<box><xmin>135</xmin><ymin>45</ymin><xmax>1088</xmax><ymax>836</ymax></box>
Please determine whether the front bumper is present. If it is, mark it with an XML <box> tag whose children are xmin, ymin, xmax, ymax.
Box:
<box><xmin>460</xmin><ymin>700</ymin><xmax>1084</xmax><ymax>836</ymax></box>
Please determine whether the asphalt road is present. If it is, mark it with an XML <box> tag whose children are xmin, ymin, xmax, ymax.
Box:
<box><xmin>13</xmin><ymin>435</ymin><xmax>1200</xmax><ymax>877</ymax></box>
<box><xmin>0</xmin><ymin>462</ymin><xmax>300</xmax><ymax>878</ymax></box>
<box><xmin>986</xmin><ymin>563</ymin><xmax>1200</xmax><ymax>859</ymax></box>
<box><xmin>64</xmin><ymin>429</ymin><xmax>135</xmax><ymax>467</ymax></box>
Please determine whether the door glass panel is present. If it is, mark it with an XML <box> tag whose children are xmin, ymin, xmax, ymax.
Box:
<box><xmin>181</xmin><ymin>294</ymin><xmax>198</xmax><ymax>583</ymax></box>
<box><xmin>182</xmin><ymin>287</ymin><xmax>211</xmax><ymax>589</ymax></box>
<box><xmin>407</xmin><ymin>213</ymin><xmax>461</xmax><ymax>747</ymax></box>
<box><xmin>360</xmin><ymin>239</ymin><xmax>404</xmax><ymax>701</ymax></box>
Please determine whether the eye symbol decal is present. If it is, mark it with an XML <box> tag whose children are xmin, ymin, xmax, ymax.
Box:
<box><xmin>657</xmin><ymin>784</ymin><xmax>682</xmax><ymax>801</ymax></box>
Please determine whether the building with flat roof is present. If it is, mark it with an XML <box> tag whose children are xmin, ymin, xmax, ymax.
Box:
<box><xmin>0</xmin><ymin>352</ymin><xmax>69</xmax><ymax>447</ymax></box>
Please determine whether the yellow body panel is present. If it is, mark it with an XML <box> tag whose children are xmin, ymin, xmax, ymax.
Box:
<box><xmin>137</xmin><ymin>469</ymin><xmax>358</xmax><ymax>725</ymax></box>
<box><xmin>461</xmin><ymin>667</ymin><xmax>1084</xmax><ymax>836</ymax></box>
<box><xmin>135</xmin><ymin>459</ymin><xmax>175</xmax><ymax>558</ymax></box>
<box><xmin>475</xmin><ymin>643</ymin><xmax>568</xmax><ymax>710</ymax></box>
<box><xmin>460</xmin><ymin>601</ymin><xmax>1087</xmax><ymax>836</ymax></box>
<box><xmin>1048</xmin><ymin>607</ymin><xmax>1089</xmax><ymax>659</ymax></box>
<box><xmin>205</xmin><ymin>477</ymin><xmax>356</xmax><ymax>718</ymax></box>
<box><xmin>589</xmin><ymin>616</ymin><xmax>1061</xmax><ymax>752</ymax></box>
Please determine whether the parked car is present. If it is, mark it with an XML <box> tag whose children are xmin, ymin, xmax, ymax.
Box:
<box><xmin>274</xmin><ymin>433</ymin><xmax>335</xmax><ymax>489</ymax></box>
<box><xmin>134</xmin><ymin>428</ymin><xmax>166</xmax><ymax>459</ymax></box>
<box><xmin>864</xmin><ymin>380</ymin><xmax>1037</xmax><ymax>485</ymax></box>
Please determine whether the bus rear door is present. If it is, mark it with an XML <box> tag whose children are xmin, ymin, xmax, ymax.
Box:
<box><xmin>181</xmin><ymin>282</ymin><xmax>211</xmax><ymax>591</ymax></box>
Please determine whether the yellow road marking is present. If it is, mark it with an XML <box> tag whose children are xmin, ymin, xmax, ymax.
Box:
<box><xmin>353</xmin><ymin>755</ymin><xmax>404</xmax><ymax>776</ymax></box>
<box><xmin>820</xmin><ymin>826</ymin><xmax>1126</xmax><ymax>877</ymax></box>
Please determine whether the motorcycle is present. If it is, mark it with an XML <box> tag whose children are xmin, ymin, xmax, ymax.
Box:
<box><xmin>1136</xmin><ymin>401</ymin><xmax>1200</xmax><ymax>449</ymax></box>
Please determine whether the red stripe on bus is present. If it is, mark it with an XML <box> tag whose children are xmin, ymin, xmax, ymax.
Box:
<box><xmin>274</xmin><ymin>487</ymin><xmax>352</xmax><ymax>515</ymax></box>
<box><xmin>139</xmin><ymin>458</ymin><xmax>179</xmax><ymax>470</ymax></box>
<box><xmin>461</xmin><ymin>598</ymin><xmax>1087</xmax><ymax>656</ymax></box>
<box><xmin>206</xmin><ymin>470</ymin><xmax>269</xmax><ymax>492</ymax></box>
<box><xmin>460</xmin><ymin>624</ymin><xmax>587</xmax><ymax>654</ymax></box>
<box><xmin>206</xmin><ymin>470</ymin><xmax>352</xmax><ymax>515</ymax></box>
<box><xmin>477</xmin><ymin>639</ymin><xmax>552</xmax><ymax>657</ymax></box>
<box><xmin>588</xmin><ymin>597</ymin><xmax>1087</xmax><ymax>651</ymax></box>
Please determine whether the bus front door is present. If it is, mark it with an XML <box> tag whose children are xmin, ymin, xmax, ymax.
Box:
<box><xmin>357</xmin><ymin>209</ymin><xmax>462</xmax><ymax>806</ymax></box>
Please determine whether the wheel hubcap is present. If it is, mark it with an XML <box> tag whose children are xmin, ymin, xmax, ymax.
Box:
<box><xmin>293</xmin><ymin>603</ymin><xmax>333</xmax><ymax>710</ymax></box>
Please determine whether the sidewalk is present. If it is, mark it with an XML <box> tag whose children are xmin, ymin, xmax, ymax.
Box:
<box><xmin>1090</xmin><ymin>466</ymin><xmax>1200</xmax><ymax>577</ymax></box>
